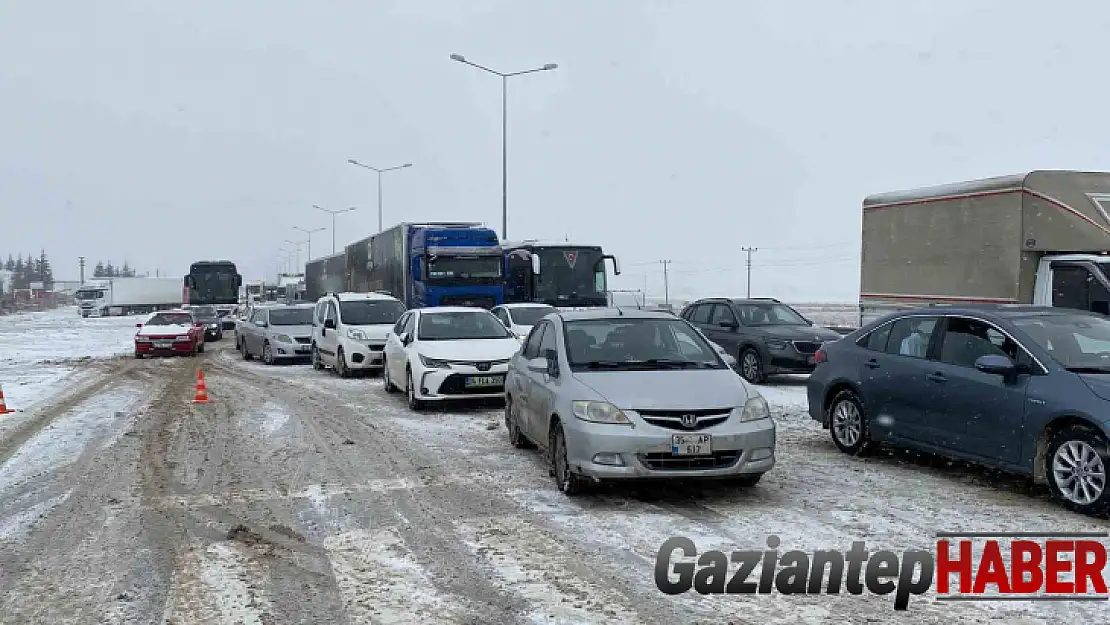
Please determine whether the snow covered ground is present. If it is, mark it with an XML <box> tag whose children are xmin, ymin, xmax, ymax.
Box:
<box><xmin>0</xmin><ymin>306</ymin><xmax>142</xmax><ymax>411</ymax></box>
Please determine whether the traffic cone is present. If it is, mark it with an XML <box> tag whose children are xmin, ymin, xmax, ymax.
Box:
<box><xmin>0</xmin><ymin>384</ymin><xmax>13</xmax><ymax>414</ymax></box>
<box><xmin>192</xmin><ymin>369</ymin><xmax>210</xmax><ymax>403</ymax></box>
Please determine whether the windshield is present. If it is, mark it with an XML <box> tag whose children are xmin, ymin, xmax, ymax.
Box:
<box><xmin>75</xmin><ymin>289</ymin><xmax>104</xmax><ymax>301</ymax></box>
<box><xmin>508</xmin><ymin>306</ymin><xmax>558</xmax><ymax>326</ymax></box>
<box><xmin>147</xmin><ymin>313</ymin><xmax>193</xmax><ymax>326</ymax></box>
<box><xmin>1013</xmin><ymin>313</ymin><xmax>1110</xmax><ymax>370</ymax></box>
<box><xmin>534</xmin><ymin>248</ymin><xmax>607</xmax><ymax>305</ymax></box>
<box><xmin>418</xmin><ymin>311</ymin><xmax>512</xmax><ymax>340</ymax></box>
<box><xmin>339</xmin><ymin>300</ymin><xmax>405</xmax><ymax>325</ymax></box>
<box><xmin>425</xmin><ymin>255</ymin><xmax>503</xmax><ymax>282</ymax></box>
<box><xmin>189</xmin><ymin>268</ymin><xmax>238</xmax><ymax>304</ymax></box>
<box><xmin>734</xmin><ymin>303</ymin><xmax>809</xmax><ymax>326</ymax></box>
<box><xmin>564</xmin><ymin>318</ymin><xmax>727</xmax><ymax>370</ymax></box>
<box><xmin>190</xmin><ymin>306</ymin><xmax>216</xmax><ymax>317</ymax></box>
<box><xmin>269</xmin><ymin>307</ymin><xmax>314</xmax><ymax>325</ymax></box>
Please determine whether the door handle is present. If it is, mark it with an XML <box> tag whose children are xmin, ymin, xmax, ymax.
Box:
<box><xmin>865</xmin><ymin>359</ymin><xmax>880</xmax><ymax>369</ymax></box>
<box><xmin>926</xmin><ymin>372</ymin><xmax>947</xmax><ymax>383</ymax></box>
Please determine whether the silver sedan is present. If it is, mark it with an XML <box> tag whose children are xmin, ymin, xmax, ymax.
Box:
<box><xmin>504</xmin><ymin>308</ymin><xmax>775</xmax><ymax>495</ymax></box>
<box><xmin>238</xmin><ymin>303</ymin><xmax>315</xmax><ymax>364</ymax></box>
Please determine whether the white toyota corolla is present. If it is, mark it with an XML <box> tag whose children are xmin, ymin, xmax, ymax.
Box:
<box><xmin>382</xmin><ymin>306</ymin><xmax>523</xmax><ymax>410</ymax></box>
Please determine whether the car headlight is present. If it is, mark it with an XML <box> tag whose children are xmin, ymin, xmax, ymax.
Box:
<box><xmin>572</xmin><ymin>401</ymin><xmax>631</xmax><ymax>425</ymax></box>
<box><xmin>736</xmin><ymin>395</ymin><xmax>771</xmax><ymax>422</ymax></box>
<box><xmin>274</xmin><ymin>334</ymin><xmax>293</xmax><ymax>343</ymax></box>
<box><xmin>766</xmin><ymin>339</ymin><xmax>789</xmax><ymax>350</ymax></box>
<box><xmin>347</xmin><ymin>328</ymin><xmax>367</xmax><ymax>340</ymax></box>
<box><xmin>419</xmin><ymin>354</ymin><xmax>452</xmax><ymax>368</ymax></box>
<box><xmin>208</xmin><ymin>323</ymin><xmax>219</xmax><ymax>329</ymax></box>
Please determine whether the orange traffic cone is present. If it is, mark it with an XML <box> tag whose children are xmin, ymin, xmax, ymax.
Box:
<box><xmin>0</xmin><ymin>384</ymin><xmax>13</xmax><ymax>414</ymax></box>
<box><xmin>192</xmin><ymin>369</ymin><xmax>210</xmax><ymax>403</ymax></box>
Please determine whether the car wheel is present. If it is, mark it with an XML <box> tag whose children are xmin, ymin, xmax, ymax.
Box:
<box><xmin>407</xmin><ymin>369</ymin><xmax>424</xmax><ymax>410</ymax></box>
<box><xmin>551</xmin><ymin>422</ymin><xmax>587</xmax><ymax>495</ymax></box>
<box><xmin>134</xmin><ymin>352</ymin><xmax>144</xmax><ymax>359</ymax></box>
<box><xmin>336</xmin><ymin>347</ymin><xmax>351</xmax><ymax>378</ymax></box>
<box><xmin>263</xmin><ymin>342</ymin><xmax>274</xmax><ymax>365</ymax></box>
<box><xmin>734</xmin><ymin>473</ymin><xmax>763</xmax><ymax>487</ymax></box>
<box><xmin>311</xmin><ymin>344</ymin><xmax>324</xmax><ymax>371</ymax></box>
<box><xmin>242</xmin><ymin>340</ymin><xmax>253</xmax><ymax>360</ymax></box>
<box><xmin>739</xmin><ymin>347</ymin><xmax>765</xmax><ymax>384</ymax></box>
<box><xmin>383</xmin><ymin>357</ymin><xmax>398</xmax><ymax>393</ymax></box>
<box><xmin>1046</xmin><ymin>425</ymin><xmax>1110</xmax><ymax>516</ymax></box>
<box><xmin>828</xmin><ymin>389</ymin><xmax>876</xmax><ymax>456</ymax></box>
<box><xmin>506</xmin><ymin>396</ymin><xmax>534</xmax><ymax>449</ymax></box>
<box><xmin>197</xmin><ymin>341</ymin><xmax>205</xmax><ymax>354</ymax></box>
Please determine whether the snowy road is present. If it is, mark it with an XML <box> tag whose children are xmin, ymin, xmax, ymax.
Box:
<box><xmin>0</xmin><ymin>308</ymin><xmax>1106</xmax><ymax>624</ymax></box>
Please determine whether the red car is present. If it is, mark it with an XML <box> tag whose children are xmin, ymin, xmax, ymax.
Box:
<box><xmin>134</xmin><ymin>309</ymin><xmax>205</xmax><ymax>358</ymax></box>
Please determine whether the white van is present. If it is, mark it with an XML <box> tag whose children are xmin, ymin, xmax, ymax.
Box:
<box><xmin>311</xmin><ymin>292</ymin><xmax>407</xmax><ymax>377</ymax></box>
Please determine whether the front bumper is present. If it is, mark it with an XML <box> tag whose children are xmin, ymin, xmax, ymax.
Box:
<box><xmin>273</xmin><ymin>339</ymin><xmax>313</xmax><ymax>359</ymax></box>
<box><xmin>762</xmin><ymin>341</ymin><xmax>823</xmax><ymax>374</ymax></box>
<box><xmin>135</xmin><ymin>339</ymin><xmax>194</xmax><ymax>355</ymax></box>
<box><xmin>204</xmin><ymin>326</ymin><xmax>223</xmax><ymax>340</ymax></box>
<box><xmin>565</xmin><ymin>415</ymin><xmax>776</xmax><ymax>480</ymax></box>
<box><xmin>412</xmin><ymin>362</ymin><xmax>509</xmax><ymax>401</ymax></box>
<box><xmin>337</xmin><ymin>336</ymin><xmax>387</xmax><ymax>369</ymax></box>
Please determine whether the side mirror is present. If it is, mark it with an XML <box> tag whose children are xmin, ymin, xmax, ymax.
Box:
<box><xmin>974</xmin><ymin>354</ymin><xmax>1017</xmax><ymax>376</ymax></box>
<box><xmin>324</xmin><ymin>319</ymin><xmax>336</xmax><ymax>330</ymax></box>
<box><xmin>530</xmin><ymin>254</ymin><xmax>541</xmax><ymax>275</ymax></box>
<box><xmin>542</xmin><ymin>348</ymin><xmax>559</xmax><ymax>375</ymax></box>
<box><xmin>719</xmin><ymin>320</ymin><xmax>739</xmax><ymax>329</ymax></box>
<box><xmin>400</xmin><ymin>332</ymin><xmax>412</xmax><ymax>346</ymax></box>
<box><xmin>603</xmin><ymin>254</ymin><xmax>621</xmax><ymax>276</ymax></box>
<box><xmin>527</xmin><ymin>357</ymin><xmax>548</xmax><ymax>373</ymax></box>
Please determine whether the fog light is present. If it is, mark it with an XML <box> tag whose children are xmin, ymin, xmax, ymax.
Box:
<box><xmin>750</xmin><ymin>447</ymin><xmax>773</xmax><ymax>461</ymax></box>
<box><xmin>592</xmin><ymin>452</ymin><xmax>624</xmax><ymax>466</ymax></box>
<box><xmin>278</xmin><ymin>348</ymin><xmax>287</xmax><ymax>355</ymax></box>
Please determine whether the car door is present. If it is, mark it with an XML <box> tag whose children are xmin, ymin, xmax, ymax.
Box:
<box><xmin>923</xmin><ymin>316</ymin><xmax>1033</xmax><ymax>463</ymax></box>
<box><xmin>856</xmin><ymin>315</ymin><xmax>943</xmax><ymax>445</ymax></box>
<box><xmin>685</xmin><ymin>303</ymin><xmax>713</xmax><ymax>341</ymax></box>
<box><xmin>248</xmin><ymin>309</ymin><xmax>267</xmax><ymax>355</ymax></box>
<box><xmin>515</xmin><ymin>322</ymin><xmax>547</xmax><ymax>440</ymax></box>
<box><xmin>708</xmin><ymin>303</ymin><xmax>743</xmax><ymax>355</ymax></box>
<box><xmin>525</xmin><ymin>320</ymin><xmax>562</xmax><ymax>439</ymax></box>
<box><xmin>385</xmin><ymin>312</ymin><xmax>411</xmax><ymax>380</ymax></box>
<box><xmin>318</xmin><ymin>301</ymin><xmax>339</xmax><ymax>364</ymax></box>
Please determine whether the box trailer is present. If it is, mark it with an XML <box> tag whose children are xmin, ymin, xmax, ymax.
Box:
<box><xmin>860</xmin><ymin>170</ymin><xmax>1110</xmax><ymax>325</ymax></box>
<box><xmin>75</xmin><ymin>277</ymin><xmax>184</xmax><ymax>317</ymax></box>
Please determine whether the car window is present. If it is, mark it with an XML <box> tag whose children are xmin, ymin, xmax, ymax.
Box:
<box><xmin>393</xmin><ymin>312</ymin><xmax>409</xmax><ymax>335</ymax></box>
<box><xmin>250</xmin><ymin>310</ymin><xmax>266</xmax><ymax>324</ymax></box>
<box><xmin>859</xmin><ymin>322</ymin><xmax>894</xmax><ymax>352</ymax></box>
<box><xmin>884</xmin><ymin>317</ymin><xmax>939</xmax><ymax>359</ymax></box>
<box><xmin>523</xmin><ymin>323</ymin><xmax>546</xmax><ymax>359</ymax></box>
<box><xmin>508</xmin><ymin>306</ymin><xmax>557</xmax><ymax>326</ymax></box>
<box><xmin>709</xmin><ymin>304</ymin><xmax>736</xmax><ymax>326</ymax></box>
<box><xmin>538</xmin><ymin>320</ymin><xmax>558</xmax><ymax>355</ymax></box>
<box><xmin>402</xmin><ymin>313</ymin><xmax>416</xmax><ymax>335</ymax></box>
<box><xmin>315</xmin><ymin>301</ymin><xmax>326</xmax><ymax>325</ymax></box>
<box><xmin>688</xmin><ymin>304</ymin><xmax>711</xmax><ymax>324</ymax></box>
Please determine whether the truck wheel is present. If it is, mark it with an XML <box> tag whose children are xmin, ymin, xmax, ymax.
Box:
<box><xmin>739</xmin><ymin>348</ymin><xmax>766</xmax><ymax>384</ymax></box>
<box><xmin>1046</xmin><ymin>425</ymin><xmax>1110</xmax><ymax>516</ymax></box>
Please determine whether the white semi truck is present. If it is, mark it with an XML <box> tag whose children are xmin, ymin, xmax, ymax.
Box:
<box><xmin>860</xmin><ymin>170</ymin><xmax>1110</xmax><ymax>325</ymax></box>
<box><xmin>75</xmin><ymin>277</ymin><xmax>184</xmax><ymax>317</ymax></box>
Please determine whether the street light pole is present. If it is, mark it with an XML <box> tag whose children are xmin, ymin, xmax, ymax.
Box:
<box><xmin>347</xmin><ymin>160</ymin><xmax>412</xmax><ymax>233</ymax></box>
<box><xmin>285</xmin><ymin>240</ymin><xmax>305</xmax><ymax>269</ymax></box>
<box><xmin>294</xmin><ymin>226</ymin><xmax>325</xmax><ymax>262</ymax></box>
<box><xmin>449</xmin><ymin>53</ymin><xmax>558</xmax><ymax>240</ymax></box>
<box><xmin>314</xmin><ymin>205</ymin><xmax>357</xmax><ymax>254</ymax></box>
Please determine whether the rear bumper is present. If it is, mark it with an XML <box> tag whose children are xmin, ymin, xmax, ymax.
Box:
<box><xmin>136</xmin><ymin>340</ymin><xmax>194</xmax><ymax>355</ymax></box>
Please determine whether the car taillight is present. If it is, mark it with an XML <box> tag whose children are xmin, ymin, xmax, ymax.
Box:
<box><xmin>814</xmin><ymin>347</ymin><xmax>827</xmax><ymax>364</ymax></box>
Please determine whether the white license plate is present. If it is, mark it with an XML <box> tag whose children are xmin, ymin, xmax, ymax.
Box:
<box><xmin>154</xmin><ymin>341</ymin><xmax>173</xmax><ymax>348</ymax></box>
<box><xmin>672</xmin><ymin>434</ymin><xmax>712</xmax><ymax>456</ymax></box>
<box><xmin>464</xmin><ymin>375</ymin><xmax>502</xmax><ymax>388</ymax></box>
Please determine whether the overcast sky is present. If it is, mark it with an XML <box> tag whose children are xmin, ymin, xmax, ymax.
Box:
<box><xmin>3</xmin><ymin>0</ymin><xmax>1109</xmax><ymax>302</ymax></box>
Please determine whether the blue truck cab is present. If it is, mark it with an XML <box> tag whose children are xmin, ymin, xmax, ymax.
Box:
<box><xmin>353</xmin><ymin>222</ymin><xmax>505</xmax><ymax>309</ymax></box>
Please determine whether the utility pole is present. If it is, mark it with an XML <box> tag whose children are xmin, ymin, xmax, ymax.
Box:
<box><xmin>78</xmin><ymin>257</ymin><xmax>86</xmax><ymax>284</ymax></box>
<box><xmin>659</xmin><ymin>260</ymin><xmax>672</xmax><ymax>304</ymax></box>
<box><xmin>741</xmin><ymin>247</ymin><xmax>758</xmax><ymax>298</ymax></box>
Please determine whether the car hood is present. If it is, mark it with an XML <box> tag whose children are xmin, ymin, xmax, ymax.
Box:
<box><xmin>573</xmin><ymin>369</ymin><xmax>749</xmax><ymax>410</ymax></box>
<box><xmin>138</xmin><ymin>324</ymin><xmax>192</xmax><ymax>336</ymax></box>
<box><xmin>346</xmin><ymin>324</ymin><xmax>395</xmax><ymax>340</ymax></box>
<box><xmin>270</xmin><ymin>324</ymin><xmax>313</xmax><ymax>337</ymax></box>
<box><xmin>197</xmin><ymin>317</ymin><xmax>218</xmax><ymax>324</ymax></box>
<box><xmin>1078</xmin><ymin>374</ymin><xmax>1110</xmax><ymax>403</ymax></box>
<box><xmin>418</xmin><ymin>338</ymin><xmax>522</xmax><ymax>361</ymax></box>
<box><xmin>760</xmin><ymin>325</ymin><xmax>841</xmax><ymax>341</ymax></box>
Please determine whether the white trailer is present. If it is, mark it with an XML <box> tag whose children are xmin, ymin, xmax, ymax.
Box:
<box><xmin>75</xmin><ymin>277</ymin><xmax>184</xmax><ymax>317</ymax></box>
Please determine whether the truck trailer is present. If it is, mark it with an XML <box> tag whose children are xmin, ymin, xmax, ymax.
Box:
<box><xmin>75</xmin><ymin>277</ymin><xmax>184</xmax><ymax>317</ymax></box>
<box><xmin>860</xmin><ymin>170</ymin><xmax>1110</xmax><ymax>325</ymax></box>
<box><xmin>305</xmin><ymin>252</ymin><xmax>346</xmax><ymax>302</ymax></box>
<box><xmin>346</xmin><ymin>222</ymin><xmax>504</xmax><ymax>308</ymax></box>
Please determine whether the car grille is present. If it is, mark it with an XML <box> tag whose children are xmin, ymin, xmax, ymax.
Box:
<box><xmin>445</xmin><ymin>358</ymin><xmax>510</xmax><ymax>371</ymax></box>
<box><xmin>367</xmin><ymin>343</ymin><xmax>385</xmax><ymax>352</ymax></box>
<box><xmin>439</xmin><ymin>295</ymin><xmax>497</xmax><ymax>309</ymax></box>
<box><xmin>792</xmin><ymin>341</ymin><xmax>822</xmax><ymax>354</ymax></box>
<box><xmin>637</xmin><ymin>409</ymin><xmax>731</xmax><ymax>431</ymax></box>
<box><xmin>437</xmin><ymin>373</ymin><xmax>506</xmax><ymax>395</ymax></box>
<box><xmin>638</xmin><ymin>451</ymin><xmax>742</xmax><ymax>471</ymax></box>
<box><xmin>295</xmin><ymin>337</ymin><xmax>311</xmax><ymax>344</ymax></box>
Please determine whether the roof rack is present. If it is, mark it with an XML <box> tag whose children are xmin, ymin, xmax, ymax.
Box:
<box><xmin>748</xmin><ymin>297</ymin><xmax>781</xmax><ymax>303</ymax></box>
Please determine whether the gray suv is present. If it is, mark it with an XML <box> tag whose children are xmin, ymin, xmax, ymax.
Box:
<box><xmin>681</xmin><ymin>298</ymin><xmax>842</xmax><ymax>384</ymax></box>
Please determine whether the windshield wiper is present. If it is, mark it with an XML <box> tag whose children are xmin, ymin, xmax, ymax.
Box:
<box><xmin>1066</xmin><ymin>366</ymin><xmax>1110</xmax><ymax>373</ymax></box>
<box><xmin>578</xmin><ymin>360</ymin><xmax>629</xmax><ymax>369</ymax></box>
<box><xmin>639</xmin><ymin>358</ymin><xmax>708</xmax><ymax>369</ymax></box>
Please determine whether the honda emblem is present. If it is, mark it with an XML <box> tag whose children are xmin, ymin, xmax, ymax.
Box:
<box><xmin>680</xmin><ymin>414</ymin><xmax>698</xmax><ymax>428</ymax></box>
<box><xmin>564</xmin><ymin>251</ymin><xmax>578</xmax><ymax>269</ymax></box>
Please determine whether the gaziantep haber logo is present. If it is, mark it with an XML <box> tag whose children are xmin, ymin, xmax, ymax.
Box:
<box><xmin>655</xmin><ymin>532</ymin><xmax>1108</xmax><ymax>610</ymax></box>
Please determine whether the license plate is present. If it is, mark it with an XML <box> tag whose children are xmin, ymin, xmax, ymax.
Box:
<box><xmin>464</xmin><ymin>375</ymin><xmax>502</xmax><ymax>388</ymax></box>
<box><xmin>672</xmin><ymin>434</ymin><xmax>712</xmax><ymax>456</ymax></box>
<box><xmin>154</xmin><ymin>341</ymin><xmax>173</xmax><ymax>348</ymax></box>
<box><xmin>807</xmin><ymin>355</ymin><xmax>815</xmax><ymax>365</ymax></box>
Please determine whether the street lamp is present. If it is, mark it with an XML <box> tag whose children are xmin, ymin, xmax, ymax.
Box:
<box><xmin>277</xmin><ymin>248</ymin><xmax>295</xmax><ymax>274</ymax></box>
<box><xmin>449</xmin><ymin>53</ymin><xmax>558</xmax><ymax>240</ymax></box>
<box><xmin>314</xmin><ymin>204</ymin><xmax>357</xmax><ymax>254</ymax></box>
<box><xmin>285</xmin><ymin>239</ymin><xmax>306</xmax><ymax>269</ymax></box>
<box><xmin>293</xmin><ymin>226</ymin><xmax>325</xmax><ymax>262</ymax></box>
<box><xmin>347</xmin><ymin>160</ymin><xmax>412</xmax><ymax>233</ymax></box>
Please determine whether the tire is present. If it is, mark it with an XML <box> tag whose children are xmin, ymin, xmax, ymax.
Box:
<box><xmin>407</xmin><ymin>369</ymin><xmax>424</xmax><ymax>411</ymax></box>
<box><xmin>134</xmin><ymin>352</ymin><xmax>144</xmax><ymax>359</ymax></box>
<box><xmin>1046</xmin><ymin>425</ymin><xmax>1110</xmax><ymax>516</ymax></box>
<box><xmin>197</xmin><ymin>341</ymin><xmax>205</xmax><ymax>354</ymax></box>
<box><xmin>551</xmin><ymin>422</ymin><xmax>588</xmax><ymax>495</ymax></box>
<box><xmin>827</xmin><ymin>389</ymin><xmax>876</xmax><ymax>456</ymax></box>
<box><xmin>739</xmin><ymin>347</ymin><xmax>766</xmax><ymax>384</ymax></box>
<box><xmin>262</xmin><ymin>342</ymin><xmax>274</xmax><ymax>365</ymax></box>
<box><xmin>383</xmin><ymin>357</ymin><xmax>398</xmax><ymax>393</ymax></box>
<box><xmin>505</xmin><ymin>396</ymin><xmax>534</xmax><ymax>449</ymax></box>
<box><xmin>242</xmin><ymin>340</ymin><xmax>253</xmax><ymax>361</ymax></box>
<box><xmin>733</xmin><ymin>473</ymin><xmax>763</xmax><ymax>487</ymax></box>
<box><xmin>311</xmin><ymin>344</ymin><xmax>325</xmax><ymax>371</ymax></box>
<box><xmin>336</xmin><ymin>347</ymin><xmax>351</xmax><ymax>378</ymax></box>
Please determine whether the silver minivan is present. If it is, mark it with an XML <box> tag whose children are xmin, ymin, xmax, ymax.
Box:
<box><xmin>504</xmin><ymin>308</ymin><xmax>776</xmax><ymax>495</ymax></box>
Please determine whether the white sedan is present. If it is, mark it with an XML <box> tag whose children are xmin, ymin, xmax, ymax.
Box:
<box><xmin>382</xmin><ymin>306</ymin><xmax>523</xmax><ymax>410</ymax></box>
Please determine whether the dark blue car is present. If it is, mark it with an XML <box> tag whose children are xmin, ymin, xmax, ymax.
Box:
<box><xmin>807</xmin><ymin>305</ymin><xmax>1110</xmax><ymax>516</ymax></box>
